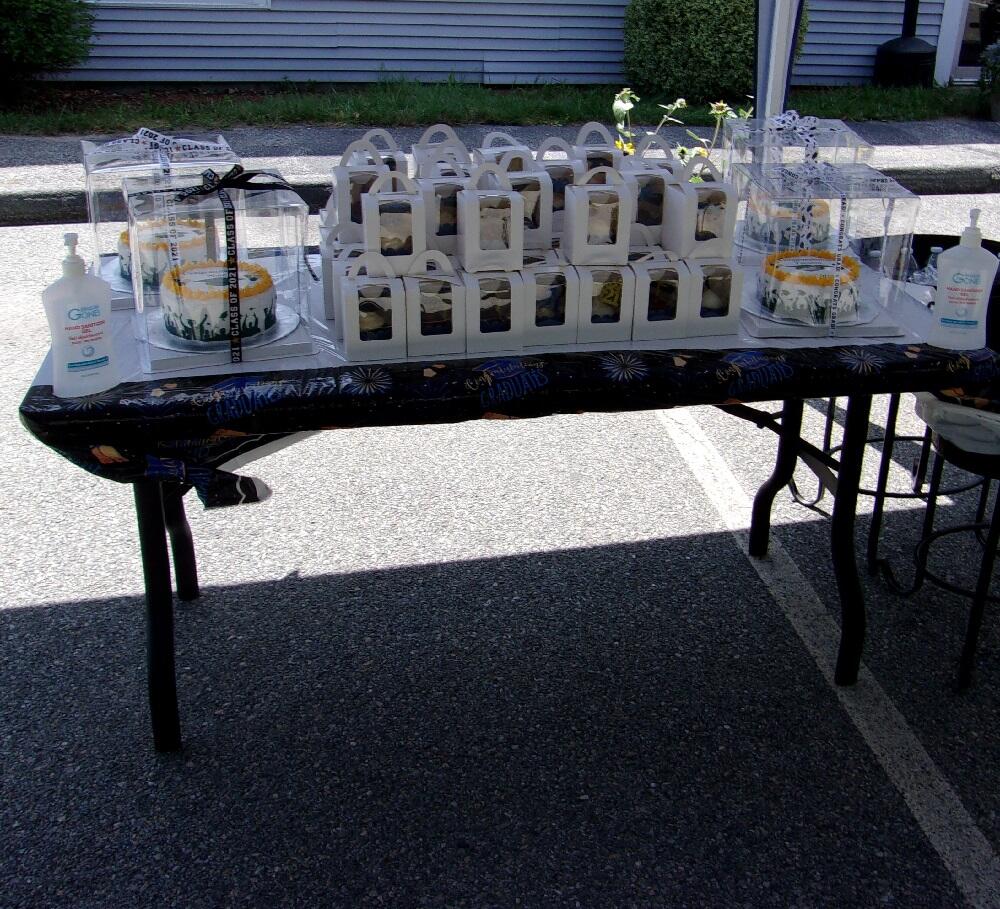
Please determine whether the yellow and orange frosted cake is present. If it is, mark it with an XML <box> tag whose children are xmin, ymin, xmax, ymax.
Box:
<box><xmin>760</xmin><ymin>249</ymin><xmax>861</xmax><ymax>325</ymax></box>
<box><xmin>161</xmin><ymin>260</ymin><xmax>276</xmax><ymax>342</ymax></box>
<box><xmin>118</xmin><ymin>219</ymin><xmax>206</xmax><ymax>286</ymax></box>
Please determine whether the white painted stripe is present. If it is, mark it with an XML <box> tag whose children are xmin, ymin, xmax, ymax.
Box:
<box><xmin>656</xmin><ymin>407</ymin><xmax>1000</xmax><ymax>909</ymax></box>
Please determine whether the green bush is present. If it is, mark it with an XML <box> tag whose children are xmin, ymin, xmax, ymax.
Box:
<box><xmin>0</xmin><ymin>0</ymin><xmax>94</xmax><ymax>82</ymax></box>
<box><xmin>624</xmin><ymin>0</ymin><xmax>808</xmax><ymax>102</ymax></box>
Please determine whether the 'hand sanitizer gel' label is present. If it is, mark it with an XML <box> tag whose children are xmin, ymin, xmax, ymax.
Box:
<box><xmin>939</xmin><ymin>270</ymin><xmax>982</xmax><ymax>332</ymax></box>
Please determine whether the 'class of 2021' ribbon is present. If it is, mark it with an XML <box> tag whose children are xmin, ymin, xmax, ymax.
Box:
<box><xmin>174</xmin><ymin>166</ymin><xmax>298</xmax><ymax>364</ymax></box>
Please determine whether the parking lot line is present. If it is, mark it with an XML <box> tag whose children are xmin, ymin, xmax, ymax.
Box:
<box><xmin>657</xmin><ymin>407</ymin><xmax>1000</xmax><ymax>909</ymax></box>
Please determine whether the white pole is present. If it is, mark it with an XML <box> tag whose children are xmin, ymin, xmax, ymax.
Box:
<box><xmin>757</xmin><ymin>0</ymin><xmax>803</xmax><ymax>118</ymax></box>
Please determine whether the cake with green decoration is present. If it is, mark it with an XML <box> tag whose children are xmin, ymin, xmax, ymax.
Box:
<box><xmin>160</xmin><ymin>260</ymin><xmax>276</xmax><ymax>343</ymax></box>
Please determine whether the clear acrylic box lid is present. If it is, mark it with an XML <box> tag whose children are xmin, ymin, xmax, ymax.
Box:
<box><xmin>734</xmin><ymin>162</ymin><xmax>915</xmax><ymax>203</ymax></box>
<box><xmin>724</xmin><ymin>117</ymin><xmax>874</xmax><ymax>167</ymax></box>
<box><xmin>82</xmin><ymin>130</ymin><xmax>238</xmax><ymax>176</ymax></box>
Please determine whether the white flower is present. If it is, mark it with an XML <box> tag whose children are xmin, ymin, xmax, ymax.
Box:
<box><xmin>612</xmin><ymin>98</ymin><xmax>633</xmax><ymax>120</ymax></box>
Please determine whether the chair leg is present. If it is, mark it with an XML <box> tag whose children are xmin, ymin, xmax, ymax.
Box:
<box><xmin>912</xmin><ymin>427</ymin><xmax>933</xmax><ymax>493</ymax></box>
<box><xmin>911</xmin><ymin>451</ymin><xmax>945</xmax><ymax>593</ymax></box>
<box><xmin>867</xmin><ymin>393</ymin><xmax>901</xmax><ymax>575</ymax></box>
<box><xmin>958</xmin><ymin>490</ymin><xmax>1000</xmax><ymax>689</ymax></box>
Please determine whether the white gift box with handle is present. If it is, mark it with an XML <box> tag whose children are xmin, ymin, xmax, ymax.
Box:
<box><xmin>622</xmin><ymin>169</ymin><xmax>670</xmax><ymax>248</ymax></box>
<box><xmin>662</xmin><ymin>159</ymin><xmax>737</xmax><ymax>259</ymax></box>
<box><xmin>324</xmin><ymin>139</ymin><xmax>390</xmax><ymax>246</ymax></box>
<box><xmin>496</xmin><ymin>150</ymin><xmax>554</xmax><ymax>252</ymax></box>
<box><xmin>423</xmin><ymin>144</ymin><xmax>474</xmax><ymax>179</ymax></box>
<box><xmin>572</xmin><ymin>122</ymin><xmax>625</xmax><ymax>171</ymax></box>
<box><xmin>622</xmin><ymin>134</ymin><xmax>682</xmax><ymax>177</ymax></box>
<box><xmin>533</xmin><ymin>137</ymin><xmax>586</xmax><ymax>238</ymax></box>
<box><xmin>684</xmin><ymin>257</ymin><xmax>744</xmax><ymax>337</ymax></box>
<box><xmin>412</xmin><ymin>124</ymin><xmax>472</xmax><ymax>178</ymax></box>
<box><xmin>457</xmin><ymin>164</ymin><xmax>525</xmax><ymax>274</ymax></box>
<box><xmin>627</xmin><ymin>242</ymin><xmax>669</xmax><ymax>264</ymax></box>
<box><xmin>473</xmin><ymin>131</ymin><xmax>533</xmax><ymax>172</ymax></box>
<box><xmin>522</xmin><ymin>258</ymin><xmax>579</xmax><ymax>347</ymax></box>
<box><xmin>359</xmin><ymin>128</ymin><xmax>407</xmax><ymax>176</ymax></box>
<box><xmin>575</xmin><ymin>265</ymin><xmax>636</xmax><ymax>343</ymax></box>
<box><xmin>631</xmin><ymin>255</ymin><xmax>695</xmax><ymax>341</ymax></box>
<box><xmin>321</xmin><ymin>242</ymin><xmax>366</xmax><ymax>328</ymax></box>
<box><xmin>464</xmin><ymin>270</ymin><xmax>527</xmax><ymax>353</ymax></box>
<box><xmin>361</xmin><ymin>172</ymin><xmax>428</xmax><ymax>276</ymax></box>
<box><xmin>339</xmin><ymin>252</ymin><xmax>407</xmax><ymax>361</ymax></box>
<box><xmin>563</xmin><ymin>167</ymin><xmax>634</xmax><ymax>266</ymax></box>
<box><xmin>402</xmin><ymin>250</ymin><xmax>467</xmax><ymax>357</ymax></box>
<box><xmin>418</xmin><ymin>165</ymin><xmax>469</xmax><ymax>256</ymax></box>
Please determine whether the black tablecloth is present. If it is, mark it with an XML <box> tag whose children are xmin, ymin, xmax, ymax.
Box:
<box><xmin>20</xmin><ymin>344</ymin><xmax>1000</xmax><ymax>508</ymax></box>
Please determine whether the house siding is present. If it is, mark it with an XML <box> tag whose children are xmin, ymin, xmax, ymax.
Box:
<box><xmin>791</xmin><ymin>0</ymin><xmax>945</xmax><ymax>85</ymax></box>
<box><xmin>71</xmin><ymin>0</ymin><xmax>629</xmax><ymax>82</ymax></box>
<box><xmin>68</xmin><ymin>0</ymin><xmax>942</xmax><ymax>86</ymax></box>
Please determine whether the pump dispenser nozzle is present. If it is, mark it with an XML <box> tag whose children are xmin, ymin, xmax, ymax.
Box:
<box><xmin>61</xmin><ymin>231</ymin><xmax>86</xmax><ymax>277</ymax></box>
<box><xmin>961</xmin><ymin>209</ymin><xmax>984</xmax><ymax>249</ymax></box>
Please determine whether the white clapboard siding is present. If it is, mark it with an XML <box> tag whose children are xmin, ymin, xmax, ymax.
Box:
<box><xmin>66</xmin><ymin>0</ymin><xmax>944</xmax><ymax>86</ymax></box>
<box><xmin>791</xmin><ymin>0</ymin><xmax>945</xmax><ymax>85</ymax></box>
<box><xmin>68</xmin><ymin>0</ymin><xmax>628</xmax><ymax>82</ymax></box>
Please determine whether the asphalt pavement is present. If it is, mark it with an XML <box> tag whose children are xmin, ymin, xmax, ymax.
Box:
<box><xmin>3</xmin><ymin>211</ymin><xmax>1000</xmax><ymax>907</ymax></box>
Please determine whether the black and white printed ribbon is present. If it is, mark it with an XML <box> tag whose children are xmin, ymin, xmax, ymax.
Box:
<box><xmin>85</xmin><ymin>128</ymin><xmax>233</xmax><ymax>169</ymax></box>
<box><xmin>765</xmin><ymin>110</ymin><xmax>820</xmax><ymax>166</ymax></box>
<box><xmin>173</xmin><ymin>166</ymin><xmax>297</xmax><ymax>364</ymax></box>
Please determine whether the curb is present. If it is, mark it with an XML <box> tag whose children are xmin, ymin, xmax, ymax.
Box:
<box><xmin>1</xmin><ymin>167</ymin><xmax>996</xmax><ymax>228</ymax></box>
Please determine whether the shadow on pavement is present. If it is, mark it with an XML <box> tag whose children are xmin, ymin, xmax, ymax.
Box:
<box><xmin>4</xmin><ymin>522</ymin><xmax>992</xmax><ymax>907</ymax></box>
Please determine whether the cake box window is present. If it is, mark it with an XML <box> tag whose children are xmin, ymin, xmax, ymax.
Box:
<box><xmin>418</xmin><ymin>279</ymin><xmax>454</xmax><ymax>336</ymax></box>
<box><xmin>378</xmin><ymin>201</ymin><xmax>414</xmax><ymax>257</ymax></box>
<box><xmin>435</xmin><ymin>184</ymin><xmax>461</xmax><ymax>237</ymax></box>
<box><xmin>357</xmin><ymin>284</ymin><xmax>393</xmax><ymax>341</ymax></box>
<box><xmin>534</xmin><ymin>273</ymin><xmax>567</xmax><ymax>327</ymax></box>
<box><xmin>587</xmin><ymin>192</ymin><xmax>619</xmax><ymax>245</ymax></box>
<box><xmin>700</xmin><ymin>266</ymin><xmax>732</xmax><ymax>318</ymax></box>
<box><xmin>479</xmin><ymin>278</ymin><xmax>512</xmax><ymax>333</ymax></box>
<box><xmin>591</xmin><ymin>271</ymin><xmax>623</xmax><ymax>323</ymax></box>
<box><xmin>647</xmin><ymin>269</ymin><xmax>679</xmax><ymax>321</ymax></box>
<box><xmin>479</xmin><ymin>196</ymin><xmax>512</xmax><ymax>251</ymax></box>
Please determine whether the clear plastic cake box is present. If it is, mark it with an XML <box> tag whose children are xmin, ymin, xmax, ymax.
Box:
<box><xmin>123</xmin><ymin>172</ymin><xmax>313</xmax><ymax>374</ymax></box>
<box><xmin>82</xmin><ymin>131</ymin><xmax>239</xmax><ymax>309</ymax></box>
<box><xmin>732</xmin><ymin>162</ymin><xmax>919</xmax><ymax>337</ymax></box>
<box><xmin>723</xmin><ymin>117</ymin><xmax>874</xmax><ymax>176</ymax></box>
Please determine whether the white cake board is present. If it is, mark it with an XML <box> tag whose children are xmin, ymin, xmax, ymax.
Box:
<box><xmin>139</xmin><ymin>285</ymin><xmax>318</xmax><ymax>374</ymax></box>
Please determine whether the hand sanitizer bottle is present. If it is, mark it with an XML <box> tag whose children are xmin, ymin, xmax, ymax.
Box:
<box><xmin>41</xmin><ymin>232</ymin><xmax>120</xmax><ymax>397</ymax></box>
<box><xmin>926</xmin><ymin>210</ymin><xmax>999</xmax><ymax>350</ymax></box>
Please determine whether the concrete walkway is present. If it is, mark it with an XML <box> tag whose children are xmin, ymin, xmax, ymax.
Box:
<box><xmin>1</xmin><ymin>118</ymin><xmax>1000</xmax><ymax>226</ymax></box>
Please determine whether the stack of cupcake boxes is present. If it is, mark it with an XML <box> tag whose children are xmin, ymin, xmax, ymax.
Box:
<box><xmin>321</xmin><ymin>124</ymin><xmax>742</xmax><ymax>362</ymax></box>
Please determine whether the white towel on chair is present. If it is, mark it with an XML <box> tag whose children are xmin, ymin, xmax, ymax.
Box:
<box><xmin>914</xmin><ymin>393</ymin><xmax>1000</xmax><ymax>455</ymax></box>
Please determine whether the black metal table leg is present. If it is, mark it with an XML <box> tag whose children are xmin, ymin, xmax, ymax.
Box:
<box><xmin>833</xmin><ymin>394</ymin><xmax>873</xmax><ymax>686</ymax></box>
<box><xmin>133</xmin><ymin>481</ymin><xmax>182</xmax><ymax>752</ymax></box>
<box><xmin>749</xmin><ymin>399</ymin><xmax>804</xmax><ymax>558</ymax></box>
<box><xmin>866</xmin><ymin>393</ymin><xmax>901</xmax><ymax>575</ymax></box>
<box><xmin>162</xmin><ymin>487</ymin><xmax>200</xmax><ymax>602</ymax></box>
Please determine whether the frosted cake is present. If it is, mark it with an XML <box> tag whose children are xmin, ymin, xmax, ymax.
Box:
<box><xmin>161</xmin><ymin>260</ymin><xmax>276</xmax><ymax>342</ymax></box>
<box><xmin>760</xmin><ymin>249</ymin><xmax>860</xmax><ymax>325</ymax></box>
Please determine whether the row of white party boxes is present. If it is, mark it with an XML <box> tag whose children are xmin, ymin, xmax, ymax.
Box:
<box><xmin>328</xmin><ymin>122</ymin><xmax>686</xmax><ymax>184</ymax></box>
<box><xmin>323</xmin><ymin>248</ymin><xmax>744</xmax><ymax>363</ymax></box>
<box><xmin>320</xmin><ymin>163</ymin><xmax>736</xmax><ymax>274</ymax></box>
